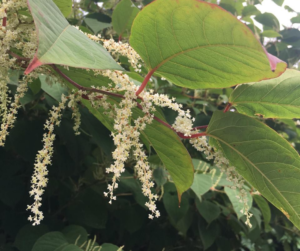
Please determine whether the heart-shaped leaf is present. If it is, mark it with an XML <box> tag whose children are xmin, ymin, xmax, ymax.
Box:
<box><xmin>230</xmin><ymin>69</ymin><xmax>300</xmax><ymax>119</ymax></box>
<box><xmin>130</xmin><ymin>0</ymin><xmax>286</xmax><ymax>89</ymax></box>
<box><xmin>207</xmin><ymin>111</ymin><xmax>300</xmax><ymax>230</ymax></box>
<box><xmin>25</xmin><ymin>0</ymin><xmax>122</xmax><ymax>74</ymax></box>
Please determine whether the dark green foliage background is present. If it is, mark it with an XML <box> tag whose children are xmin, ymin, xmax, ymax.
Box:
<box><xmin>1</xmin><ymin>0</ymin><xmax>300</xmax><ymax>250</ymax></box>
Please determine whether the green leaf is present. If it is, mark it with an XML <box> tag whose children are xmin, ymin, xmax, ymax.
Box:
<box><xmin>196</xmin><ymin>200</ymin><xmax>221</xmax><ymax>223</ymax></box>
<box><xmin>261</xmin><ymin>30</ymin><xmax>282</xmax><ymax>38</ymax></box>
<box><xmin>14</xmin><ymin>224</ymin><xmax>49</xmax><ymax>251</ymax></box>
<box><xmin>81</xmin><ymin>100</ymin><xmax>115</xmax><ymax>131</ymax></box>
<box><xmin>56</xmin><ymin>66</ymin><xmax>111</xmax><ymax>89</ymax></box>
<box><xmin>132</xmin><ymin>109</ymin><xmax>194</xmax><ymax>198</ymax></box>
<box><xmin>32</xmin><ymin>232</ymin><xmax>68</xmax><ymax>251</ymax></box>
<box><xmin>40</xmin><ymin>75</ymin><xmax>68</xmax><ymax>102</ymax></box>
<box><xmin>242</xmin><ymin>5</ymin><xmax>260</xmax><ymax>17</ymax></box>
<box><xmin>56</xmin><ymin>244</ymin><xmax>82</xmax><ymax>251</ymax></box>
<box><xmin>25</xmin><ymin>0</ymin><xmax>122</xmax><ymax>73</ymax></box>
<box><xmin>229</xmin><ymin>69</ymin><xmax>300</xmax><ymax>119</ymax></box>
<box><xmin>225</xmin><ymin>187</ymin><xmax>253</xmax><ymax>219</ymax></box>
<box><xmin>207</xmin><ymin>111</ymin><xmax>300</xmax><ymax>230</ymax></box>
<box><xmin>253</xmin><ymin>195</ymin><xmax>271</xmax><ymax>226</ymax></box>
<box><xmin>198</xmin><ymin>220</ymin><xmax>219</xmax><ymax>250</ymax></box>
<box><xmin>130</xmin><ymin>0</ymin><xmax>286</xmax><ymax>89</ymax></box>
<box><xmin>191</xmin><ymin>163</ymin><xmax>232</xmax><ymax>199</ymax></box>
<box><xmin>153</xmin><ymin>167</ymin><xmax>168</xmax><ymax>187</ymax></box>
<box><xmin>84</xmin><ymin>13</ymin><xmax>112</xmax><ymax>34</ymax></box>
<box><xmin>101</xmin><ymin>243</ymin><xmax>123</xmax><ymax>251</ymax></box>
<box><xmin>255</xmin><ymin>13</ymin><xmax>280</xmax><ymax>30</ymax></box>
<box><xmin>163</xmin><ymin>183</ymin><xmax>189</xmax><ymax>224</ymax></box>
<box><xmin>28</xmin><ymin>77</ymin><xmax>42</xmax><ymax>95</ymax></box>
<box><xmin>272</xmin><ymin>0</ymin><xmax>284</xmax><ymax>6</ymax></box>
<box><xmin>53</xmin><ymin>0</ymin><xmax>72</xmax><ymax>17</ymax></box>
<box><xmin>291</xmin><ymin>15</ymin><xmax>300</xmax><ymax>24</ymax></box>
<box><xmin>61</xmin><ymin>225</ymin><xmax>88</xmax><ymax>247</ymax></box>
<box><xmin>112</xmin><ymin>0</ymin><xmax>139</xmax><ymax>37</ymax></box>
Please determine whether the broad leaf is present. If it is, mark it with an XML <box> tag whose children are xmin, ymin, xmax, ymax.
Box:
<box><xmin>84</xmin><ymin>13</ymin><xmax>112</xmax><ymax>34</ymax></box>
<box><xmin>53</xmin><ymin>0</ymin><xmax>72</xmax><ymax>17</ymax></box>
<box><xmin>61</xmin><ymin>225</ymin><xmax>88</xmax><ymax>247</ymax></box>
<box><xmin>230</xmin><ymin>69</ymin><xmax>300</xmax><ymax>119</ymax></box>
<box><xmin>56</xmin><ymin>66</ymin><xmax>111</xmax><ymax>89</ymax></box>
<box><xmin>130</xmin><ymin>0</ymin><xmax>286</xmax><ymax>89</ymax></box>
<box><xmin>195</xmin><ymin>200</ymin><xmax>221</xmax><ymax>223</ymax></box>
<box><xmin>112</xmin><ymin>0</ymin><xmax>139</xmax><ymax>37</ymax></box>
<box><xmin>40</xmin><ymin>75</ymin><xmax>68</xmax><ymax>102</ymax></box>
<box><xmin>32</xmin><ymin>232</ymin><xmax>69</xmax><ymax>251</ymax></box>
<box><xmin>207</xmin><ymin>111</ymin><xmax>300</xmax><ymax>230</ymax></box>
<box><xmin>15</xmin><ymin>224</ymin><xmax>49</xmax><ymax>251</ymax></box>
<box><xmin>261</xmin><ymin>30</ymin><xmax>282</xmax><ymax>38</ymax></box>
<box><xmin>25</xmin><ymin>0</ymin><xmax>122</xmax><ymax>74</ymax></box>
<box><xmin>163</xmin><ymin>183</ymin><xmax>190</xmax><ymax>223</ymax></box>
<box><xmin>133</xmin><ymin>109</ymin><xmax>194</xmax><ymax>198</ymax></box>
<box><xmin>191</xmin><ymin>168</ymin><xmax>232</xmax><ymax>199</ymax></box>
<box><xmin>255</xmin><ymin>13</ymin><xmax>280</xmax><ymax>30</ymax></box>
<box><xmin>253</xmin><ymin>195</ymin><xmax>271</xmax><ymax>226</ymax></box>
<box><xmin>225</xmin><ymin>187</ymin><xmax>252</xmax><ymax>219</ymax></box>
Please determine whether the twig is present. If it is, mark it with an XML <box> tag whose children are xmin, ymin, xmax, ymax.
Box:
<box><xmin>136</xmin><ymin>68</ymin><xmax>157</xmax><ymax>96</ymax></box>
<box><xmin>2</xmin><ymin>10</ymin><xmax>7</xmax><ymax>27</ymax></box>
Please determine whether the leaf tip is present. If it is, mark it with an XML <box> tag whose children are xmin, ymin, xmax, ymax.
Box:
<box><xmin>177</xmin><ymin>191</ymin><xmax>182</xmax><ymax>206</ymax></box>
<box><xmin>263</xmin><ymin>47</ymin><xmax>286</xmax><ymax>72</ymax></box>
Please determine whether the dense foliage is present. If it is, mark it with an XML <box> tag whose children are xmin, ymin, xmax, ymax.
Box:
<box><xmin>1</xmin><ymin>0</ymin><xmax>300</xmax><ymax>250</ymax></box>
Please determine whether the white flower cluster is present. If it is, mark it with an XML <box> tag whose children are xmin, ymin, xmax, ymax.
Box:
<box><xmin>0</xmin><ymin>0</ymin><xmax>39</xmax><ymax>147</ymax></box>
<box><xmin>103</xmin><ymin>85</ymin><xmax>160</xmax><ymax>218</ymax></box>
<box><xmin>0</xmin><ymin>80</ymin><xmax>27</xmax><ymax>146</ymax></box>
<box><xmin>27</xmin><ymin>94</ymin><xmax>68</xmax><ymax>226</ymax></box>
<box><xmin>102</xmin><ymin>39</ymin><xmax>142</xmax><ymax>72</ymax></box>
<box><xmin>0</xmin><ymin>1</ymin><xmax>251</xmax><ymax>227</ymax></box>
<box><xmin>190</xmin><ymin>137</ymin><xmax>253</xmax><ymax>227</ymax></box>
<box><xmin>68</xmin><ymin>90</ymin><xmax>86</xmax><ymax>135</ymax></box>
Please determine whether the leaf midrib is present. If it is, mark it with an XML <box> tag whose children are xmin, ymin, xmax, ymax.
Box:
<box><xmin>39</xmin><ymin>24</ymin><xmax>70</xmax><ymax>61</ymax></box>
<box><xmin>207</xmin><ymin>133</ymin><xmax>300</xmax><ymax>222</ymax></box>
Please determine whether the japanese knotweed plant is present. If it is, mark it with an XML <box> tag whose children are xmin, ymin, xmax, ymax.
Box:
<box><xmin>2</xmin><ymin>0</ymin><xmax>300</xmax><ymax>231</ymax></box>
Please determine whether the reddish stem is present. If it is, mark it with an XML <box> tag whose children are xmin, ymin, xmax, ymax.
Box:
<box><xmin>151</xmin><ymin>112</ymin><xmax>207</xmax><ymax>139</ymax></box>
<box><xmin>136</xmin><ymin>68</ymin><xmax>157</xmax><ymax>96</ymax></box>
<box><xmin>52</xmin><ymin>65</ymin><xmax>125</xmax><ymax>99</ymax></box>
<box><xmin>8</xmin><ymin>51</ymin><xmax>31</xmax><ymax>61</ymax></box>
<box><xmin>224</xmin><ymin>103</ymin><xmax>232</xmax><ymax>113</ymax></box>
<box><xmin>118</xmin><ymin>35</ymin><xmax>122</xmax><ymax>42</ymax></box>
<box><xmin>52</xmin><ymin>64</ymin><xmax>207</xmax><ymax>140</ymax></box>
<box><xmin>2</xmin><ymin>10</ymin><xmax>7</xmax><ymax>27</ymax></box>
<box><xmin>193</xmin><ymin>125</ymin><xmax>208</xmax><ymax>130</ymax></box>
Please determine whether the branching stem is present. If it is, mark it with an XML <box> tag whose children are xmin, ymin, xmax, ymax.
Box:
<box><xmin>136</xmin><ymin>68</ymin><xmax>157</xmax><ymax>96</ymax></box>
<box><xmin>8</xmin><ymin>51</ymin><xmax>208</xmax><ymax>139</ymax></box>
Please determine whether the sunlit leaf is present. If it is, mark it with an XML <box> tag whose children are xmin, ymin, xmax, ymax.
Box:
<box><xmin>25</xmin><ymin>0</ymin><xmax>122</xmax><ymax>74</ymax></box>
<box><xmin>230</xmin><ymin>69</ymin><xmax>300</xmax><ymax>119</ymax></box>
<box><xmin>207</xmin><ymin>111</ymin><xmax>300</xmax><ymax>230</ymax></box>
<box><xmin>130</xmin><ymin>0</ymin><xmax>286</xmax><ymax>89</ymax></box>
